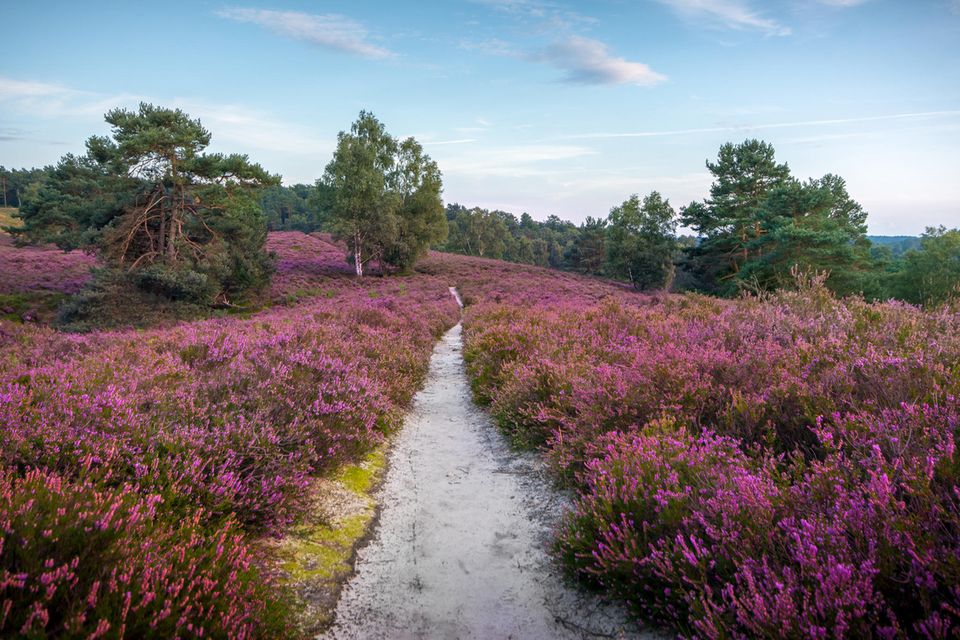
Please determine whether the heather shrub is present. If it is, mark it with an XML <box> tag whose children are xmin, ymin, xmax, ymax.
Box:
<box><xmin>463</xmin><ymin>278</ymin><xmax>960</xmax><ymax>638</ymax></box>
<box><xmin>1</xmin><ymin>231</ymin><xmax>462</xmax><ymax>635</ymax></box>
<box><xmin>557</xmin><ymin>426</ymin><xmax>781</xmax><ymax>634</ymax></box>
<box><xmin>0</xmin><ymin>469</ymin><xmax>286</xmax><ymax>638</ymax></box>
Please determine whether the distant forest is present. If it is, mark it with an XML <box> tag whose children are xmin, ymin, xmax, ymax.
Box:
<box><xmin>4</xmin><ymin>137</ymin><xmax>958</xmax><ymax>307</ymax></box>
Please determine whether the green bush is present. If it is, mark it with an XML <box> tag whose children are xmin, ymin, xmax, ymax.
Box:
<box><xmin>135</xmin><ymin>263</ymin><xmax>216</xmax><ymax>304</ymax></box>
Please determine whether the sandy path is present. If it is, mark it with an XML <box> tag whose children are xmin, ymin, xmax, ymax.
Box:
<box><xmin>322</xmin><ymin>318</ymin><xmax>651</xmax><ymax>639</ymax></box>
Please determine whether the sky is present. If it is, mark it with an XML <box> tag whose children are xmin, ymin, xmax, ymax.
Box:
<box><xmin>1</xmin><ymin>0</ymin><xmax>959</xmax><ymax>234</ymax></box>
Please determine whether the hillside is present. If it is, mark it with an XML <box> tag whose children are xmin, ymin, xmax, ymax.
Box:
<box><xmin>1</xmin><ymin>230</ymin><xmax>958</xmax><ymax>638</ymax></box>
<box><xmin>0</xmin><ymin>231</ymin><xmax>649</xmax><ymax>637</ymax></box>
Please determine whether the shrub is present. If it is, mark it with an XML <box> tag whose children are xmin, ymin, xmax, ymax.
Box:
<box><xmin>463</xmin><ymin>279</ymin><xmax>960</xmax><ymax>638</ymax></box>
<box><xmin>134</xmin><ymin>264</ymin><xmax>216</xmax><ymax>304</ymax></box>
<box><xmin>0</xmin><ymin>469</ymin><xmax>286</xmax><ymax>638</ymax></box>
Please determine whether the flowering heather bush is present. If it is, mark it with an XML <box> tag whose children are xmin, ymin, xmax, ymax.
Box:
<box><xmin>463</xmin><ymin>281</ymin><xmax>960</xmax><ymax>638</ymax></box>
<box><xmin>1</xmin><ymin>469</ymin><xmax>277</xmax><ymax>638</ymax></box>
<box><xmin>1</xmin><ymin>231</ymin><xmax>460</xmax><ymax>636</ymax></box>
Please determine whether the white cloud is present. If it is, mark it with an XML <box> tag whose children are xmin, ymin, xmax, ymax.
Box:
<box><xmin>422</xmin><ymin>138</ymin><xmax>478</xmax><ymax>146</ymax></box>
<box><xmin>654</xmin><ymin>0</ymin><xmax>791</xmax><ymax>36</ymax></box>
<box><xmin>0</xmin><ymin>77</ymin><xmax>73</xmax><ymax>100</ymax></box>
<box><xmin>817</xmin><ymin>0</ymin><xmax>869</xmax><ymax>6</ymax></box>
<box><xmin>554</xmin><ymin>172</ymin><xmax>712</xmax><ymax>193</ymax></box>
<box><xmin>536</xmin><ymin>36</ymin><xmax>667</xmax><ymax>86</ymax></box>
<box><xmin>560</xmin><ymin>110</ymin><xmax>960</xmax><ymax>140</ymax></box>
<box><xmin>168</xmin><ymin>99</ymin><xmax>329</xmax><ymax>155</ymax></box>
<box><xmin>0</xmin><ymin>75</ymin><xmax>329</xmax><ymax>158</ymax></box>
<box><xmin>216</xmin><ymin>7</ymin><xmax>395</xmax><ymax>59</ymax></box>
<box><xmin>471</xmin><ymin>0</ymin><xmax>596</xmax><ymax>31</ymax></box>
<box><xmin>438</xmin><ymin>143</ymin><xmax>596</xmax><ymax>177</ymax></box>
<box><xmin>0</xmin><ymin>75</ymin><xmax>143</xmax><ymax>120</ymax></box>
<box><xmin>459</xmin><ymin>37</ymin><xmax>518</xmax><ymax>57</ymax></box>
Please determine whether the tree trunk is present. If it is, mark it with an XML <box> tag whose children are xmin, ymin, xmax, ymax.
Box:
<box><xmin>167</xmin><ymin>191</ymin><xmax>178</xmax><ymax>260</ymax></box>
<box><xmin>355</xmin><ymin>232</ymin><xmax>364</xmax><ymax>277</ymax></box>
<box><xmin>158</xmin><ymin>196</ymin><xmax>167</xmax><ymax>259</ymax></box>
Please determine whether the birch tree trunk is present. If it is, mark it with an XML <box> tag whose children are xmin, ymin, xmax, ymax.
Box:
<box><xmin>355</xmin><ymin>231</ymin><xmax>364</xmax><ymax>276</ymax></box>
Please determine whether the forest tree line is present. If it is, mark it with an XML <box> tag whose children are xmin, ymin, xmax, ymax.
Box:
<box><xmin>239</xmin><ymin>139</ymin><xmax>957</xmax><ymax>306</ymax></box>
<box><xmin>4</xmin><ymin>112</ymin><xmax>959</xmax><ymax>310</ymax></box>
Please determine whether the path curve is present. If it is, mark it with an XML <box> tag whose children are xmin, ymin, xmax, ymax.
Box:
<box><xmin>322</xmin><ymin>319</ymin><xmax>652</xmax><ymax>639</ymax></box>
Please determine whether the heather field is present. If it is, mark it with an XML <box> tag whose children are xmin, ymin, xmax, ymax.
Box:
<box><xmin>2</xmin><ymin>230</ymin><xmax>958</xmax><ymax>638</ymax></box>
<box><xmin>0</xmin><ymin>234</ymin><xmax>95</xmax><ymax>324</ymax></box>
<box><xmin>0</xmin><ymin>232</ymin><xmax>460</xmax><ymax>637</ymax></box>
<box><xmin>463</xmin><ymin>279</ymin><xmax>960</xmax><ymax>638</ymax></box>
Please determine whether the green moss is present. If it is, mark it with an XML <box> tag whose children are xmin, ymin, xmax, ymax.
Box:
<box><xmin>336</xmin><ymin>449</ymin><xmax>386</xmax><ymax>495</ymax></box>
<box><xmin>272</xmin><ymin>443</ymin><xmax>390</xmax><ymax>635</ymax></box>
<box><xmin>281</xmin><ymin>512</ymin><xmax>373</xmax><ymax>581</ymax></box>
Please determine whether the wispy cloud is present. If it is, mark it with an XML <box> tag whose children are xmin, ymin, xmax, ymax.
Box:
<box><xmin>535</xmin><ymin>36</ymin><xmax>667</xmax><ymax>86</ymax></box>
<box><xmin>817</xmin><ymin>0</ymin><xmax>870</xmax><ymax>6</ymax></box>
<box><xmin>439</xmin><ymin>143</ymin><xmax>596</xmax><ymax>177</ymax></box>
<box><xmin>0</xmin><ymin>75</ymin><xmax>329</xmax><ymax>156</ymax></box>
<box><xmin>0</xmin><ymin>75</ymin><xmax>141</xmax><ymax>119</ymax></box>
<box><xmin>654</xmin><ymin>0</ymin><xmax>791</xmax><ymax>36</ymax></box>
<box><xmin>422</xmin><ymin>138</ymin><xmax>478</xmax><ymax>146</ymax></box>
<box><xmin>554</xmin><ymin>172</ymin><xmax>712</xmax><ymax>193</ymax></box>
<box><xmin>459</xmin><ymin>37</ymin><xmax>518</xmax><ymax>57</ymax></box>
<box><xmin>0</xmin><ymin>127</ymin><xmax>32</xmax><ymax>142</ymax></box>
<box><xmin>216</xmin><ymin>7</ymin><xmax>395</xmax><ymax>59</ymax></box>
<box><xmin>0</xmin><ymin>77</ymin><xmax>73</xmax><ymax>100</ymax></box>
<box><xmin>471</xmin><ymin>0</ymin><xmax>596</xmax><ymax>32</ymax></box>
<box><xmin>169</xmin><ymin>99</ymin><xmax>330</xmax><ymax>155</ymax></box>
<box><xmin>468</xmin><ymin>2</ymin><xmax>664</xmax><ymax>88</ymax></box>
<box><xmin>560</xmin><ymin>110</ymin><xmax>960</xmax><ymax>140</ymax></box>
<box><xmin>455</xmin><ymin>117</ymin><xmax>494</xmax><ymax>134</ymax></box>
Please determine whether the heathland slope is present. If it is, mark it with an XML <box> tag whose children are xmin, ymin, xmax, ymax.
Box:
<box><xmin>2</xmin><ymin>230</ymin><xmax>958</xmax><ymax>638</ymax></box>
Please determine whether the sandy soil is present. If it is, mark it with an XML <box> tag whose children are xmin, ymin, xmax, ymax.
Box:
<box><xmin>321</xmin><ymin>321</ymin><xmax>658</xmax><ymax>639</ymax></box>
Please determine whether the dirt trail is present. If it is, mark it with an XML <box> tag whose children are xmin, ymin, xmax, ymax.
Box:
<box><xmin>322</xmin><ymin>311</ymin><xmax>653</xmax><ymax>639</ymax></box>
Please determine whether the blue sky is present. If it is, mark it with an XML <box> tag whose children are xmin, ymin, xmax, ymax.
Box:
<box><xmin>1</xmin><ymin>0</ymin><xmax>958</xmax><ymax>234</ymax></box>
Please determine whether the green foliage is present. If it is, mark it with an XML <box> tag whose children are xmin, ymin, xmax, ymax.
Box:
<box><xmin>57</xmin><ymin>268</ymin><xmax>209</xmax><ymax>332</ymax></box>
<box><xmin>14</xmin><ymin>103</ymin><xmax>279</xmax><ymax>305</ymax></box>
<box><xmin>441</xmin><ymin>205</ymin><xmax>584</xmax><ymax>271</ymax></box>
<box><xmin>322</xmin><ymin>111</ymin><xmax>446</xmax><ymax>275</ymax></box>
<box><xmin>444</xmin><ymin>205</ymin><xmax>510</xmax><ymax>259</ymax></box>
<box><xmin>605</xmin><ymin>192</ymin><xmax>677</xmax><ymax>290</ymax></box>
<box><xmin>0</xmin><ymin>166</ymin><xmax>50</xmax><ymax>209</ymax></box>
<box><xmin>892</xmin><ymin>226</ymin><xmax>960</xmax><ymax>306</ymax></box>
<box><xmin>0</xmin><ymin>207</ymin><xmax>21</xmax><ymax>230</ymax></box>
<box><xmin>737</xmin><ymin>174</ymin><xmax>873</xmax><ymax>296</ymax></box>
<box><xmin>261</xmin><ymin>183</ymin><xmax>328</xmax><ymax>231</ymax></box>
<box><xmin>681</xmin><ymin>139</ymin><xmax>791</xmax><ymax>293</ymax></box>
<box><xmin>135</xmin><ymin>263</ymin><xmax>216</xmax><ymax>303</ymax></box>
<box><xmin>13</xmin><ymin>153</ymin><xmax>133</xmax><ymax>250</ymax></box>
<box><xmin>565</xmin><ymin>216</ymin><xmax>607</xmax><ymax>275</ymax></box>
<box><xmin>680</xmin><ymin>139</ymin><xmax>872</xmax><ymax>297</ymax></box>
<box><xmin>382</xmin><ymin>137</ymin><xmax>448</xmax><ymax>272</ymax></box>
<box><xmin>868</xmin><ymin>235</ymin><xmax>921</xmax><ymax>257</ymax></box>
<box><xmin>0</xmin><ymin>291</ymin><xmax>67</xmax><ymax>324</ymax></box>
